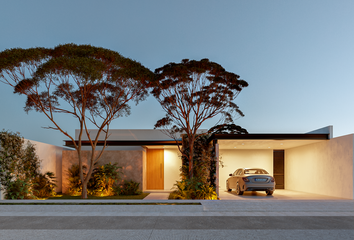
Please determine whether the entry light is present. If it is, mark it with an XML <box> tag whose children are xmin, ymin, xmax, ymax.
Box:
<box><xmin>242</xmin><ymin>143</ymin><xmax>244</xmax><ymax>145</ymax></box>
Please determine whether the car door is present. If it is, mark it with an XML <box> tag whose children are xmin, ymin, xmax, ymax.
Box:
<box><xmin>231</xmin><ymin>169</ymin><xmax>241</xmax><ymax>189</ymax></box>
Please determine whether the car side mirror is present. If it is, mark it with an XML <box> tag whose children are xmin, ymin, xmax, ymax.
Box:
<box><xmin>229</xmin><ymin>174</ymin><xmax>232</xmax><ymax>176</ymax></box>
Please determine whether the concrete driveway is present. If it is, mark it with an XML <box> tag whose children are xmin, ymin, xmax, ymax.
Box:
<box><xmin>219</xmin><ymin>189</ymin><xmax>346</xmax><ymax>201</ymax></box>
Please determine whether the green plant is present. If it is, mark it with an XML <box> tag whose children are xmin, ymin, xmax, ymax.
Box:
<box><xmin>115</xmin><ymin>180</ymin><xmax>142</xmax><ymax>195</ymax></box>
<box><xmin>67</xmin><ymin>163</ymin><xmax>121</xmax><ymax>196</ymax></box>
<box><xmin>0</xmin><ymin>131</ymin><xmax>40</xmax><ymax>188</ymax></box>
<box><xmin>181</xmin><ymin>134</ymin><xmax>216</xmax><ymax>187</ymax></box>
<box><xmin>0</xmin><ymin>130</ymin><xmax>43</xmax><ymax>199</ymax></box>
<box><xmin>90</xmin><ymin>163</ymin><xmax>121</xmax><ymax>196</ymax></box>
<box><xmin>67</xmin><ymin>164</ymin><xmax>84</xmax><ymax>196</ymax></box>
<box><xmin>169</xmin><ymin>177</ymin><xmax>217</xmax><ymax>200</ymax></box>
<box><xmin>5</xmin><ymin>178</ymin><xmax>36</xmax><ymax>200</ymax></box>
<box><xmin>32</xmin><ymin>171</ymin><xmax>57</xmax><ymax>198</ymax></box>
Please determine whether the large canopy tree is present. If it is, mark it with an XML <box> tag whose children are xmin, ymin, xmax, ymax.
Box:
<box><xmin>0</xmin><ymin>44</ymin><xmax>153</xmax><ymax>198</ymax></box>
<box><xmin>152</xmin><ymin>59</ymin><xmax>248</xmax><ymax>179</ymax></box>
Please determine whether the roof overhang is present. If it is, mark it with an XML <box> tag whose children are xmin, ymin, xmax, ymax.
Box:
<box><xmin>211</xmin><ymin>133</ymin><xmax>329</xmax><ymax>150</ymax></box>
<box><xmin>211</xmin><ymin>133</ymin><xmax>329</xmax><ymax>140</ymax></box>
<box><xmin>64</xmin><ymin>140</ymin><xmax>181</xmax><ymax>148</ymax></box>
<box><xmin>65</xmin><ymin>133</ymin><xmax>329</xmax><ymax>150</ymax></box>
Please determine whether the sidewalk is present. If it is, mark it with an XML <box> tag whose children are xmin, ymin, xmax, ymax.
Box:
<box><xmin>1</xmin><ymin>191</ymin><xmax>354</xmax><ymax>239</ymax></box>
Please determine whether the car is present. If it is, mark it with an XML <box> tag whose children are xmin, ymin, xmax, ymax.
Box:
<box><xmin>226</xmin><ymin>168</ymin><xmax>275</xmax><ymax>196</ymax></box>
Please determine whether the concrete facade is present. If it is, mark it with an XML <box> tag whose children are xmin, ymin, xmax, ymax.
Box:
<box><xmin>62</xmin><ymin>149</ymin><xmax>144</xmax><ymax>193</ymax></box>
<box><xmin>285</xmin><ymin>134</ymin><xmax>354</xmax><ymax>199</ymax></box>
<box><xmin>62</xmin><ymin>147</ymin><xmax>181</xmax><ymax>193</ymax></box>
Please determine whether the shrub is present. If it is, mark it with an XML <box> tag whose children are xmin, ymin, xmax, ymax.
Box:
<box><xmin>115</xmin><ymin>180</ymin><xmax>142</xmax><ymax>195</ymax></box>
<box><xmin>67</xmin><ymin>164</ymin><xmax>83</xmax><ymax>196</ymax></box>
<box><xmin>67</xmin><ymin>163</ymin><xmax>121</xmax><ymax>196</ymax></box>
<box><xmin>0</xmin><ymin>131</ymin><xmax>41</xmax><ymax>195</ymax></box>
<box><xmin>0</xmin><ymin>130</ymin><xmax>56</xmax><ymax>199</ymax></box>
<box><xmin>169</xmin><ymin>177</ymin><xmax>217</xmax><ymax>200</ymax></box>
<box><xmin>5</xmin><ymin>178</ymin><xmax>36</xmax><ymax>200</ymax></box>
<box><xmin>90</xmin><ymin>163</ymin><xmax>121</xmax><ymax>196</ymax></box>
<box><xmin>32</xmin><ymin>171</ymin><xmax>57</xmax><ymax>198</ymax></box>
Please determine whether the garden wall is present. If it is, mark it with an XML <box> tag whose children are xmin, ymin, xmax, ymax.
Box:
<box><xmin>62</xmin><ymin>149</ymin><xmax>144</xmax><ymax>194</ymax></box>
<box><xmin>26</xmin><ymin>139</ymin><xmax>65</xmax><ymax>193</ymax></box>
<box><xmin>285</xmin><ymin>134</ymin><xmax>354</xmax><ymax>199</ymax></box>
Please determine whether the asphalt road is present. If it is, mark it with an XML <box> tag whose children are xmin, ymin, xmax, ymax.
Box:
<box><xmin>1</xmin><ymin>216</ymin><xmax>354</xmax><ymax>230</ymax></box>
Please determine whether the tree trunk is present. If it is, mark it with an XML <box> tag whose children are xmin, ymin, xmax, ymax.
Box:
<box><xmin>188</xmin><ymin>140</ymin><xmax>194</xmax><ymax>179</ymax></box>
<box><xmin>189</xmin><ymin>156</ymin><xmax>193</xmax><ymax>179</ymax></box>
<box><xmin>81</xmin><ymin>182</ymin><xmax>88</xmax><ymax>199</ymax></box>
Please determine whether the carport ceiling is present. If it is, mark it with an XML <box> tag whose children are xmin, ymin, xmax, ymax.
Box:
<box><xmin>218</xmin><ymin>139</ymin><xmax>326</xmax><ymax>150</ymax></box>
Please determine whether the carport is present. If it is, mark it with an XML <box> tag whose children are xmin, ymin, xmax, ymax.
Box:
<box><xmin>212</xmin><ymin>126</ymin><xmax>354</xmax><ymax>199</ymax></box>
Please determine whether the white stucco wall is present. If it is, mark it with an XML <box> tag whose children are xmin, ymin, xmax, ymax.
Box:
<box><xmin>219</xmin><ymin>149</ymin><xmax>273</xmax><ymax>190</ymax></box>
<box><xmin>164</xmin><ymin>148</ymin><xmax>181</xmax><ymax>190</ymax></box>
<box><xmin>26</xmin><ymin>139</ymin><xmax>64</xmax><ymax>193</ymax></box>
<box><xmin>285</xmin><ymin>134</ymin><xmax>354</xmax><ymax>199</ymax></box>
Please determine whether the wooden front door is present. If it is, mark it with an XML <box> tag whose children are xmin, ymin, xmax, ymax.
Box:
<box><xmin>146</xmin><ymin>149</ymin><xmax>164</xmax><ymax>190</ymax></box>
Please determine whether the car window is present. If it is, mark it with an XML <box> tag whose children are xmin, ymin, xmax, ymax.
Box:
<box><xmin>237</xmin><ymin>169</ymin><xmax>242</xmax><ymax>175</ymax></box>
<box><xmin>244</xmin><ymin>169</ymin><xmax>269</xmax><ymax>174</ymax></box>
<box><xmin>233</xmin><ymin>169</ymin><xmax>241</xmax><ymax>176</ymax></box>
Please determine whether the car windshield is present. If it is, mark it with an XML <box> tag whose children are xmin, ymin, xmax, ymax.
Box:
<box><xmin>244</xmin><ymin>169</ymin><xmax>268</xmax><ymax>174</ymax></box>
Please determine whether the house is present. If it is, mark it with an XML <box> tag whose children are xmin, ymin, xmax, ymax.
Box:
<box><xmin>62</xmin><ymin>126</ymin><xmax>354</xmax><ymax>199</ymax></box>
<box><xmin>2</xmin><ymin>125</ymin><xmax>353</xmax><ymax>200</ymax></box>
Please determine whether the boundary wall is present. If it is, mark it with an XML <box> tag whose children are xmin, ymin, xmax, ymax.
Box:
<box><xmin>285</xmin><ymin>134</ymin><xmax>354</xmax><ymax>199</ymax></box>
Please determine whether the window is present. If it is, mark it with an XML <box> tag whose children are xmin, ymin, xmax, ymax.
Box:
<box><xmin>244</xmin><ymin>169</ymin><xmax>269</xmax><ymax>174</ymax></box>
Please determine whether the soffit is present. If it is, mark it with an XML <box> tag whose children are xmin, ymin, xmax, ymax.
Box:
<box><xmin>218</xmin><ymin>139</ymin><xmax>326</xmax><ymax>150</ymax></box>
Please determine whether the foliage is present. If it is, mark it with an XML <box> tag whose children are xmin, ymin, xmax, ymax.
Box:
<box><xmin>115</xmin><ymin>180</ymin><xmax>142</xmax><ymax>195</ymax></box>
<box><xmin>208</xmin><ymin>124</ymin><xmax>248</xmax><ymax>135</ymax></box>
<box><xmin>90</xmin><ymin>163</ymin><xmax>121</xmax><ymax>196</ymax></box>
<box><xmin>169</xmin><ymin>177</ymin><xmax>217</xmax><ymax>200</ymax></box>
<box><xmin>48</xmin><ymin>193</ymin><xmax>149</xmax><ymax>200</ymax></box>
<box><xmin>67</xmin><ymin>163</ymin><xmax>121</xmax><ymax>196</ymax></box>
<box><xmin>0</xmin><ymin>130</ymin><xmax>43</xmax><ymax>199</ymax></box>
<box><xmin>151</xmin><ymin>58</ymin><xmax>248</xmax><ymax>178</ymax></box>
<box><xmin>180</xmin><ymin>134</ymin><xmax>216</xmax><ymax>187</ymax></box>
<box><xmin>67</xmin><ymin>164</ymin><xmax>86</xmax><ymax>196</ymax></box>
<box><xmin>32</xmin><ymin>171</ymin><xmax>57</xmax><ymax>198</ymax></box>
<box><xmin>4</xmin><ymin>178</ymin><xmax>36</xmax><ymax>200</ymax></box>
<box><xmin>0</xmin><ymin>44</ymin><xmax>154</xmax><ymax>198</ymax></box>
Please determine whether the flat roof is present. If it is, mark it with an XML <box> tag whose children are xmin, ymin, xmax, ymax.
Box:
<box><xmin>64</xmin><ymin>133</ymin><xmax>329</xmax><ymax>148</ymax></box>
<box><xmin>211</xmin><ymin>133</ymin><xmax>329</xmax><ymax>140</ymax></box>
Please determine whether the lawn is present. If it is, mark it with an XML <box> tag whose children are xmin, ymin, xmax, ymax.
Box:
<box><xmin>47</xmin><ymin>192</ymin><xmax>150</xmax><ymax>200</ymax></box>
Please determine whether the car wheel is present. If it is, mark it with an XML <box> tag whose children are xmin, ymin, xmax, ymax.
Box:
<box><xmin>226</xmin><ymin>181</ymin><xmax>232</xmax><ymax>192</ymax></box>
<box><xmin>266</xmin><ymin>190</ymin><xmax>274</xmax><ymax>196</ymax></box>
<box><xmin>236</xmin><ymin>184</ymin><xmax>244</xmax><ymax>195</ymax></box>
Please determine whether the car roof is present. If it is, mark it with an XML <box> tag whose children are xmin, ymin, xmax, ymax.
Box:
<box><xmin>242</xmin><ymin>168</ymin><xmax>266</xmax><ymax>170</ymax></box>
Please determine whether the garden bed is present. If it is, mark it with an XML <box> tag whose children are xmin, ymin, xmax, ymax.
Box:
<box><xmin>47</xmin><ymin>193</ymin><xmax>150</xmax><ymax>200</ymax></box>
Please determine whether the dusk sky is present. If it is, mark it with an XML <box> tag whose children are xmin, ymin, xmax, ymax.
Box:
<box><xmin>1</xmin><ymin>0</ymin><xmax>354</xmax><ymax>146</ymax></box>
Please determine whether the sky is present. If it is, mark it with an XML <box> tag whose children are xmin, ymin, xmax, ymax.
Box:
<box><xmin>0</xmin><ymin>0</ymin><xmax>354</xmax><ymax>146</ymax></box>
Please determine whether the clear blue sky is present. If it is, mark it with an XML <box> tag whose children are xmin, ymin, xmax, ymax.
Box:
<box><xmin>1</xmin><ymin>0</ymin><xmax>353</xmax><ymax>146</ymax></box>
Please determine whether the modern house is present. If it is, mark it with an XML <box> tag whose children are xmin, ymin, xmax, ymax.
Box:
<box><xmin>1</xmin><ymin>125</ymin><xmax>354</xmax><ymax>200</ymax></box>
<box><xmin>61</xmin><ymin>126</ymin><xmax>354</xmax><ymax>199</ymax></box>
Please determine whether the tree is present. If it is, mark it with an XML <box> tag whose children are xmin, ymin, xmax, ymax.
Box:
<box><xmin>152</xmin><ymin>59</ymin><xmax>248</xmax><ymax>179</ymax></box>
<box><xmin>0</xmin><ymin>44</ymin><xmax>153</xmax><ymax>198</ymax></box>
<box><xmin>0</xmin><ymin>130</ymin><xmax>41</xmax><ymax>199</ymax></box>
